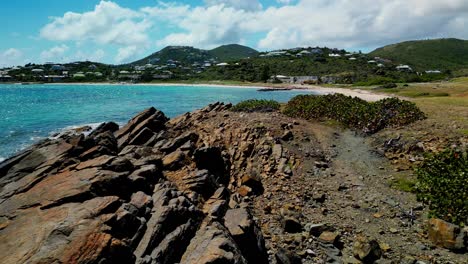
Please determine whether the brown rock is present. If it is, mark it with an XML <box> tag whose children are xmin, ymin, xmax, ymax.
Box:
<box><xmin>353</xmin><ymin>236</ymin><xmax>382</xmax><ymax>263</ymax></box>
<box><xmin>428</xmin><ymin>218</ymin><xmax>467</xmax><ymax>252</ymax></box>
<box><xmin>319</xmin><ymin>231</ymin><xmax>340</xmax><ymax>245</ymax></box>
<box><xmin>224</xmin><ymin>208</ymin><xmax>268</xmax><ymax>264</ymax></box>
<box><xmin>180</xmin><ymin>222</ymin><xmax>247</xmax><ymax>264</ymax></box>
<box><xmin>162</xmin><ymin>151</ymin><xmax>187</xmax><ymax>170</ymax></box>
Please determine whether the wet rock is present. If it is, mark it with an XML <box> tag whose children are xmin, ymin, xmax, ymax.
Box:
<box><xmin>88</xmin><ymin>122</ymin><xmax>119</xmax><ymax>138</ymax></box>
<box><xmin>353</xmin><ymin>236</ymin><xmax>382</xmax><ymax>263</ymax></box>
<box><xmin>428</xmin><ymin>218</ymin><xmax>467</xmax><ymax>252</ymax></box>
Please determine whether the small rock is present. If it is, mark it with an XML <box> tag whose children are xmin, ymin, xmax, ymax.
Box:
<box><xmin>283</xmin><ymin>217</ymin><xmax>302</xmax><ymax>233</ymax></box>
<box><xmin>353</xmin><ymin>236</ymin><xmax>382</xmax><ymax>263</ymax></box>
<box><xmin>318</xmin><ymin>231</ymin><xmax>339</xmax><ymax>245</ymax></box>
<box><xmin>282</xmin><ymin>130</ymin><xmax>294</xmax><ymax>141</ymax></box>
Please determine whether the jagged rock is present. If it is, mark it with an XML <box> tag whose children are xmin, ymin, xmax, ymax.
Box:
<box><xmin>0</xmin><ymin>196</ymin><xmax>126</xmax><ymax>264</ymax></box>
<box><xmin>224</xmin><ymin>208</ymin><xmax>269</xmax><ymax>263</ymax></box>
<box><xmin>182</xmin><ymin>169</ymin><xmax>218</xmax><ymax>199</ymax></box>
<box><xmin>88</xmin><ymin>122</ymin><xmax>120</xmax><ymax>138</ymax></box>
<box><xmin>116</xmin><ymin>107</ymin><xmax>168</xmax><ymax>149</ymax></box>
<box><xmin>134</xmin><ymin>183</ymin><xmax>203</xmax><ymax>263</ymax></box>
<box><xmin>428</xmin><ymin>218</ymin><xmax>467</xmax><ymax>252</ymax></box>
<box><xmin>203</xmin><ymin>187</ymin><xmax>229</xmax><ymax>218</ymax></box>
<box><xmin>105</xmin><ymin>157</ymin><xmax>134</xmax><ymax>172</ymax></box>
<box><xmin>162</xmin><ymin>151</ymin><xmax>188</xmax><ymax>171</ymax></box>
<box><xmin>129</xmin><ymin>127</ymin><xmax>156</xmax><ymax>146</ymax></box>
<box><xmin>353</xmin><ymin>236</ymin><xmax>382</xmax><ymax>263</ymax></box>
<box><xmin>159</xmin><ymin>132</ymin><xmax>199</xmax><ymax>153</ymax></box>
<box><xmin>180</xmin><ymin>221</ymin><xmax>247</xmax><ymax>264</ymax></box>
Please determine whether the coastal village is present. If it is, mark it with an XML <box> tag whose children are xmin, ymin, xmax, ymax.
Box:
<box><xmin>0</xmin><ymin>45</ymin><xmax>443</xmax><ymax>85</ymax></box>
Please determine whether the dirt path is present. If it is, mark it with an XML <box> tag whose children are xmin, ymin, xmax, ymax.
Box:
<box><xmin>252</xmin><ymin>118</ymin><xmax>465</xmax><ymax>263</ymax></box>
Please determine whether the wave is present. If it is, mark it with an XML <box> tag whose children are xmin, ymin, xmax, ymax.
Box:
<box><xmin>0</xmin><ymin>157</ymin><xmax>5</xmax><ymax>163</ymax></box>
<box><xmin>49</xmin><ymin>122</ymin><xmax>104</xmax><ymax>139</ymax></box>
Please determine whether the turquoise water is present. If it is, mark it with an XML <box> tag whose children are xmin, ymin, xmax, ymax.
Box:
<box><xmin>0</xmin><ymin>84</ymin><xmax>314</xmax><ymax>160</ymax></box>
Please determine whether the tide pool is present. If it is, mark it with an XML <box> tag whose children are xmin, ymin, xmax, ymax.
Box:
<box><xmin>0</xmin><ymin>84</ymin><xmax>314</xmax><ymax>160</ymax></box>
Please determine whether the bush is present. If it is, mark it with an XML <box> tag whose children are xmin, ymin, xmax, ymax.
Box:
<box><xmin>231</xmin><ymin>99</ymin><xmax>280</xmax><ymax>112</ymax></box>
<box><xmin>415</xmin><ymin>149</ymin><xmax>468</xmax><ymax>226</ymax></box>
<box><xmin>283</xmin><ymin>94</ymin><xmax>426</xmax><ymax>134</ymax></box>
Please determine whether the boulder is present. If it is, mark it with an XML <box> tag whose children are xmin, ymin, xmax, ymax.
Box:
<box><xmin>428</xmin><ymin>218</ymin><xmax>467</xmax><ymax>252</ymax></box>
<box><xmin>353</xmin><ymin>236</ymin><xmax>382</xmax><ymax>263</ymax></box>
<box><xmin>162</xmin><ymin>151</ymin><xmax>188</xmax><ymax>171</ymax></box>
<box><xmin>224</xmin><ymin>208</ymin><xmax>269</xmax><ymax>264</ymax></box>
<box><xmin>180</xmin><ymin>221</ymin><xmax>247</xmax><ymax>264</ymax></box>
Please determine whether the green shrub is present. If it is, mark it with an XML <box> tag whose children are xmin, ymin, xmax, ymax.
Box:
<box><xmin>231</xmin><ymin>99</ymin><xmax>280</xmax><ymax>112</ymax></box>
<box><xmin>415</xmin><ymin>149</ymin><xmax>468</xmax><ymax>226</ymax></box>
<box><xmin>283</xmin><ymin>94</ymin><xmax>426</xmax><ymax>134</ymax></box>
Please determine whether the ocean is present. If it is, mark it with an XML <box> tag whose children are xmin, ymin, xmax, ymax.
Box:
<box><xmin>0</xmin><ymin>84</ymin><xmax>314</xmax><ymax>160</ymax></box>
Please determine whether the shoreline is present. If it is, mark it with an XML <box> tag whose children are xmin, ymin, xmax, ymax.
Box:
<box><xmin>5</xmin><ymin>81</ymin><xmax>390</xmax><ymax>101</ymax></box>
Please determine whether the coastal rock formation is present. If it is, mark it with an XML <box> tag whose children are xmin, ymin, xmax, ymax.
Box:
<box><xmin>0</xmin><ymin>103</ymin><xmax>466</xmax><ymax>263</ymax></box>
<box><xmin>0</xmin><ymin>103</ymin><xmax>271</xmax><ymax>264</ymax></box>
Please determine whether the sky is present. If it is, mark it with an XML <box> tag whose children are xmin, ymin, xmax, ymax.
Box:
<box><xmin>1</xmin><ymin>0</ymin><xmax>467</xmax><ymax>66</ymax></box>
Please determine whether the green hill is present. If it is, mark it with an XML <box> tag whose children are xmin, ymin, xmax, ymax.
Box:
<box><xmin>370</xmin><ymin>38</ymin><xmax>468</xmax><ymax>72</ymax></box>
<box><xmin>208</xmin><ymin>44</ymin><xmax>258</xmax><ymax>61</ymax></box>
<box><xmin>131</xmin><ymin>46</ymin><xmax>213</xmax><ymax>65</ymax></box>
<box><xmin>131</xmin><ymin>44</ymin><xmax>258</xmax><ymax>65</ymax></box>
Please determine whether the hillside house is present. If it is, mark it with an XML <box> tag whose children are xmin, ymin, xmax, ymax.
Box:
<box><xmin>396</xmin><ymin>65</ymin><xmax>413</xmax><ymax>72</ymax></box>
<box><xmin>425</xmin><ymin>70</ymin><xmax>442</xmax><ymax>74</ymax></box>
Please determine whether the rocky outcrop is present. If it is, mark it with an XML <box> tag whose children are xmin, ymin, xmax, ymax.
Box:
<box><xmin>2</xmin><ymin>102</ymin><xmax>466</xmax><ymax>264</ymax></box>
<box><xmin>0</xmin><ymin>103</ymin><xmax>272</xmax><ymax>264</ymax></box>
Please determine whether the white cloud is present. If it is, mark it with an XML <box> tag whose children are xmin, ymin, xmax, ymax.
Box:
<box><xmin>156</xmin><ymin>5</ymin><xmax>252</xmax><ymax>48</ymax></box>
<box><xmin>0</xmin><ymin>48</ymin><xmax>25</xmax><ymax>67</ymax></box>
<box><xmin>204</xmin><ymin>0</ymin><xmax>262</xmax><ymax>11</ymax></box>
<box><xmin>40</xmin><ymin>0</ymin><xmax>151</xmax><ymax>58</ymax></box>
<box><xmin>37</xmin><ymin>0</ymin><xmax>468</xmax><ymax>63</ymax></box>
<box><xmin>72</xmin><ymin>49</ymin><xmax>106</xmax><ymax>62</ymax></box>
<box><xmin>40</xmin><ymin>44</ymin><xmax>69</xmax><ymax>62</ymax></box>
<box><xmin>115</xmin><ymin>46</ymin><xmax>140</xmax><ymax>64</ymax></box>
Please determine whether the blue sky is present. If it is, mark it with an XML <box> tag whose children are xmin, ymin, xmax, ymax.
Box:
<box><xmin>0</xmin><ymin>0</ymin><xmax>467</xmax><ymax>66</ymax></box>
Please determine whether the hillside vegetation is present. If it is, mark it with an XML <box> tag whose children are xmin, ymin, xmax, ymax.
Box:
<box><xmin>209</xmin><ymin>44</ymin><xmax>259</xmax><ymax>61</ymax></box>
<box><xmin>131</xmin><ymin>44</ymin><xmax>258</xmax><ymax>65</ymax></box>
<box><xmin>370</xmin><ymin>38</ymin><xmax>468</xmax><ymax>72</ymax></box>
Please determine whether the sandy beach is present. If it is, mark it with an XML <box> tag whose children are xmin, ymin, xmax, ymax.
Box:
<box><xmin>46</xmin><ymin>82</ymin><xmax>390</xmax><ymax>102</ymax></box>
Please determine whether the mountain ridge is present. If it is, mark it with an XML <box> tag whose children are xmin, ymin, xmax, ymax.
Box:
<box><xmin>369</xmin><ymin>38</ymin><xmax>468</xmax><ymax>71</ymax></box>
<box><xmin>130</xmin><ymin>44</ymin><xmax>259</xmax><ymax>66</ymax></box>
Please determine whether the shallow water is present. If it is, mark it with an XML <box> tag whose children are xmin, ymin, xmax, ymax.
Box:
<box><xmin>0</xmin><ymin>84</ymin><xmax>314</xmax><ymax>159</ymax></box>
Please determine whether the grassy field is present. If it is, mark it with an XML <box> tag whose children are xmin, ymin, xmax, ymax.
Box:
<box><xmin>372</xmin><ymin>77</ymin><xmax>467</xmax><ymax>155</ymax></box>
